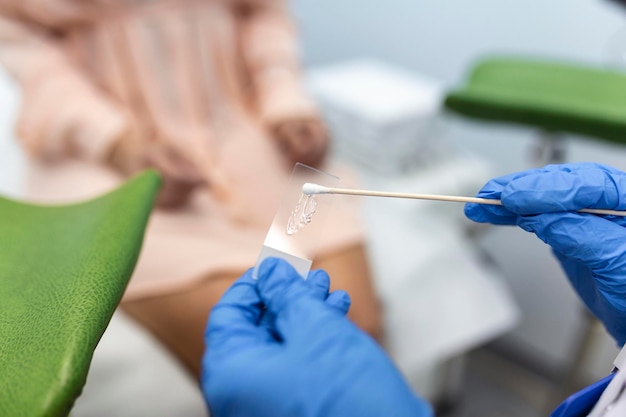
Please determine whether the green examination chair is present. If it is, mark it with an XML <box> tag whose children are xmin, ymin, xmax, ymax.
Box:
<box><xmin>445</xmin><ymin>56</ymin><xmax>626</xmax><ymax>161</ymax></box>
<box><xmin>0</xmin><ymin>171</ymin><xmax>160</xmax><ymax>417</ymax></box>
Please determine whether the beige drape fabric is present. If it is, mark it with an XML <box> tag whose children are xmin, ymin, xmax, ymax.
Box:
<box><xmin>0</xmin><ymin>0</ymin><xmax>364</xmax><ymax>299</ymax></box>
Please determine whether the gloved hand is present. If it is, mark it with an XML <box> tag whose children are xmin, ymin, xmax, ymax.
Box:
<box><xmin>464</xmin><ymin>162</ymin><xmax>626</xmax><ymax>346</ymax></box>
<box><xmin>202</xmin><ymin>258</ymin><xmax>432</xmax><ymax>417</ymax></box>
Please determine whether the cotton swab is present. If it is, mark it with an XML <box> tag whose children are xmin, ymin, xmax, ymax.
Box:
<box><xmin>301</xmin><ymin>183</ymin><xmax>626</xmax><ymax>217</ymax></box>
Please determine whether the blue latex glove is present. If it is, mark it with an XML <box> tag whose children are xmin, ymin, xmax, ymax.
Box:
<box><xmin>202</xmin><ymin>258</ymin><xmax>432</xmax><ymax>417</ymax></box>
<box><xmin>465</xmin><ymin>162</ymin><xmax>626</xmax><ymax>346</ymax></box>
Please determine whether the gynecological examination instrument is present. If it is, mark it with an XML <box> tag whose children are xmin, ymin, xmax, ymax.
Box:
<box><xmin>302</xmin><ymin>183</ymin><xmax>626</xmax><ymax>217</ymax></box>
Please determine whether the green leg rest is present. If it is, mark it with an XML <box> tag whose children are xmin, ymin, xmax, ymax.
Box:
<box><xmin>0</xmin><ymin>171</ymin><xmax>160</xmax><ymax>417</ymax></box>
<box><xmin>444</xmin><ymin>56</ymin><xmax>626</xmax><ymax>145</ymax></box>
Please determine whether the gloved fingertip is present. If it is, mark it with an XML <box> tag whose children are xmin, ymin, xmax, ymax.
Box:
<box><xmin>325</xmin><ymin>290</ymin><xmax>351</xmax><ymax>315</ymax></box>
<box><xmin>463</xmin><ymin>203</ymin><xmax>484</xmax><ymax>222</ymax></box>
<box><xmin>306</xmin><ymin>269</ymin><xmax>331</xmax><ymax>299</ymax></box>
<box><xmin>465</xmin><ymin>202</ymin><xmax>518</xmax><ymax>225</ymax></box>
<box><xmin>256</xmin><ymin>257</ymin><xmax>309</xmax><ymax>313</ymax></box>
<box><xmin>307</xmin><ymin>268</ymin><xmax>330</xmax><ymax>284</ymax></box>
<box><xmin>257</xmin><ymin>257</ymin><xmax>283</xmax><ymax>279</ymax></box>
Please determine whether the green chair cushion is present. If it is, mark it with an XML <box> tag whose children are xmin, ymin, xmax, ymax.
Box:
<box><xmin>0</xmin><ymin>171</ymin><xmax>160</xmax><ymax>417</ymax></box>
<box><xmin>444</xmin><ymin>57</ymin><xmax>626</xmax><ymax>144</ymax></box>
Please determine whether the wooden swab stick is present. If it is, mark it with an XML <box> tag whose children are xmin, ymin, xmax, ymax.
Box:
<box><xmin>302</xmin><ymin>183</ymin><xmax>626</xmax><ymax>217</ymax></box>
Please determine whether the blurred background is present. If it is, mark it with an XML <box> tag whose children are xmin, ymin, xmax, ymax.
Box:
<box><xmin>3</xmin><ymin>0</ymin><xmax>626</xmax><ymax>415</ymax></box>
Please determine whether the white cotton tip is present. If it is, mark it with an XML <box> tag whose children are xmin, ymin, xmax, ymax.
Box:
<box><xmin>302</xmin><ymin>183</ymin><xmax>332</xmax><ymax>195</ymax></box>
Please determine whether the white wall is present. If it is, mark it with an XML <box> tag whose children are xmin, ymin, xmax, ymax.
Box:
<box><xmin>292</xmin><ymin>0</ymin><xmax>626</xmax><ymax>375</ymax></box>
<box><xmin>292</xmin><ymin>0</ymin><xmax>626</xmax><ymax>171</ymax></box>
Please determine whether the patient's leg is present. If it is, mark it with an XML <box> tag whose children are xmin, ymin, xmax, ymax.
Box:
<box><xmin>121</xmin><ymin>244</ymin><xmax>381</xmax><ymax>378</ymax></box>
